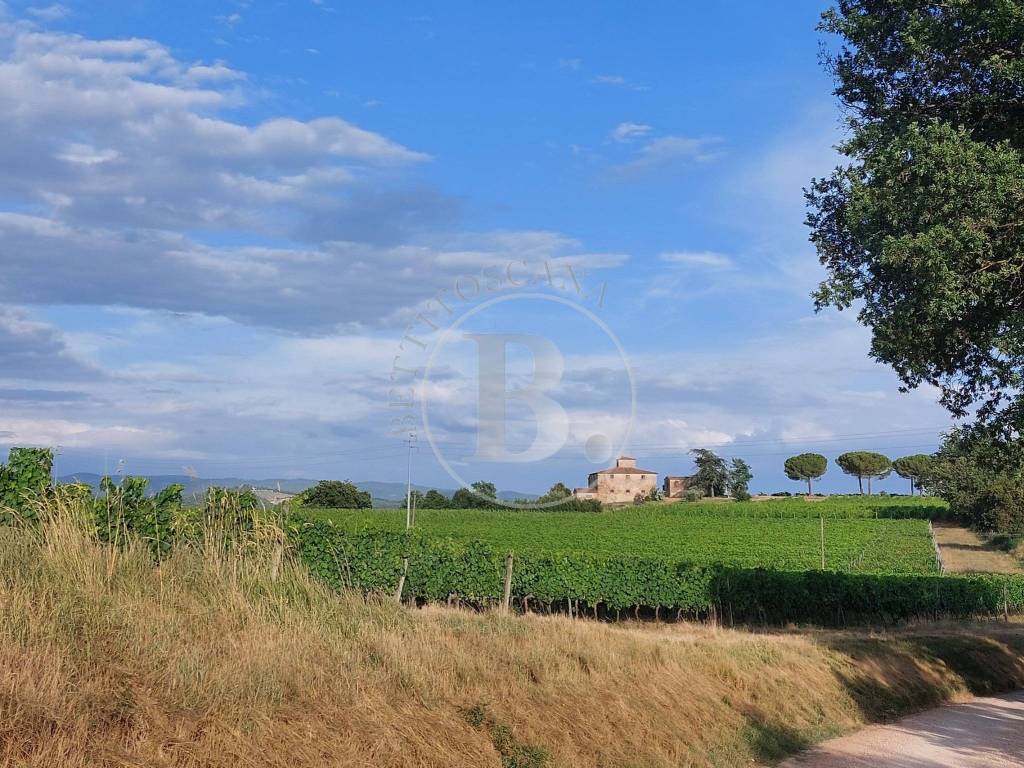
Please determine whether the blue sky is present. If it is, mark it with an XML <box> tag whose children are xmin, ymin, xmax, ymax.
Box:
<box><xmin>0</xmin><ymin>1</ymin><xmax>956</xmax><ymax>494</ymax></box>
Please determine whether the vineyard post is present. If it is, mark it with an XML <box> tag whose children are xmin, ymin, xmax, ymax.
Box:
<box><xmin>819</xmin><ymin>516</ymin><xmax>825</xmax><ymax>570</ymax></box>
<box><xmin>394</xmin><ymin>568</ymin><xmax>407</xmax><ymax>603</ymax></box>
<box><xmin>501</xmin><ymin>552</ymin><xmax>513</xmax><ymax>613</ymax></box>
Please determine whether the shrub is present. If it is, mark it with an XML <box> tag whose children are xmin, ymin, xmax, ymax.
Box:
<box><xmin>0</xmin><ymin>447</ymin><xmax>53</xmax><ymax>523</ymax></box>
<box><xmin>302</xmin><ymin>480</ymin><xmax>372</xmax><ymax>509</ymax></box>
<box><xmin>539</xmin><ymin>496</ymin><xmax>601</xmax><ymax>512</ymax></box>
<box><xmin>94</xmin><ymin>476</ymin><xmax>183</xmax><ymax>557</ymax></box>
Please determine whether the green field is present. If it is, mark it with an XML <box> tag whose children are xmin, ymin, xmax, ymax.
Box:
<box><xmin>304</xmin><ymin>496</ymin><xmax>945</xmax><ymax>575</ymax></box>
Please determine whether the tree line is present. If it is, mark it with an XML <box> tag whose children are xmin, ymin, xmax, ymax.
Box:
<box><xmin>783</xmin><ymin>452</ymin><xmax>933</xmax><ymax>496</ymax></box>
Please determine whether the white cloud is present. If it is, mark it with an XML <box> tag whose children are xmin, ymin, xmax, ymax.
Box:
<box><xmin>0</xmin><ymin>26</ymin><xmax>425</xmax><ymax>236</ymax></box>
<box><xmin>659</xmin><ymin>251</ymin><xmax>734</xmax><ymax>270</ymax></box>
<box><xmin>591</xmin><ymin>74</ymin><xmax>648</xmax><ymax>91</ymax></box>
<box><xmin>0</xmin><ymin>22</ymin><xmax>632</xmax><ymax>338</ymax></box>
<box><xmin>611</xmin><ymin>122</ymin><xmax>651</xmax><ymax>143</ymax></box>
<box><xmin>25</xmin><ymin>4</ymin><xmax>69</xmax><ymax>21</ymax></box>
<box><xmin>612</xmin><ymin>135</ymin><xmax>723</xmax><ymax>176</ymax></box>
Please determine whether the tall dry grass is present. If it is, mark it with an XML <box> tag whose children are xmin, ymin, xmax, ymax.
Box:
<box><xmin>2</xmin><ymin>496</ymin><xmax>1024</xmax><ymax>767</ymax></box>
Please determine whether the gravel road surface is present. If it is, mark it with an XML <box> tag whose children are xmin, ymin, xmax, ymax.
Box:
<box><xmin>779</xmin><ymin>691</ymin><xmax>1024</xmax><ymax>767</ymax></box>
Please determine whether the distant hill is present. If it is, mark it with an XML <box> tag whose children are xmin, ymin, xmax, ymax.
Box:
<box><xmin>57</xmin><ymin>474</ymin><xmax>537</xmax><ymax>507</ymax></box>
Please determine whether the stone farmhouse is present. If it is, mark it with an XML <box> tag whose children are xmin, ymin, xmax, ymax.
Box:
<box><xmin>662</xmin><ymin>475</ymin><xmax>692</xmax><ymax>499</ymax></box>
<box><xmin>573</xmin><ymin>456</ymin><xmax>658</xmax><ymax>505</ymax></box>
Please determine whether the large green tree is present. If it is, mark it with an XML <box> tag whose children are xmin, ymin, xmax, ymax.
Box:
<box><xmin>689</xmin><ymin>449</ymin><xmax>728</xmax><ymax>498</ymax></box>
<box><xmin>783</xmin><ymin>453</ymin><xmax>828</xmax><ymax>495</ymax></box>
<box><xmin>836</xmin><ymin>451</ymin><xmax>891</xmax><ymax>495</ymax></box>
<box><xmin>417</xmin><ymin>489</ymin><xmax>451</xmax><ymax>509</ymax></box>
<box><xmin>892</xmin><ymin>454</ymin><xmax>934</xmax><ymax>495</ymax></box>
<box><xmin>538</xmin><ymin>482</ymin><xmax>572</xmax><ymax>504</ymax></box>
<box><xmin>807</xmin><ymin>1</ymin><xmax>1024</xmax><ymax>435</ymax></box>
<box><xmin>727</xmin><ymin>458</ymin><xmax>753</xmax><ymax>501</ymax></box>
<box><xmin>930</xmin><ymin>426</ymin><xmax>1024</xmax><ymax>533</ymax></box>
<box><xmin>451</xmin><ymin>481</ymin><xmax>499</xmax><ymax>509</ymax></box>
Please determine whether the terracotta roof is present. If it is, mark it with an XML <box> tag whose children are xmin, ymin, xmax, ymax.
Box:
<box><xmin>593</xmin><ymin>466</ymin><xmax>657</xmax><ymax>475</ymax></box>
<box><xmin>618</xmin><ymin>455</ymin><xmax>636</xmax><ymax>460</ymax></box>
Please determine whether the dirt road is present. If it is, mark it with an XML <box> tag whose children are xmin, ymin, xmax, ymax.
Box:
<box><xmin>933</xmin><ymin>524</ymin><xmax>1024</xmax><ymax>574</ymax></box>
<box><xmin>779</xmin><ymin>690</ymin><xmax>1024</xmax><ymax>767</ymax></box>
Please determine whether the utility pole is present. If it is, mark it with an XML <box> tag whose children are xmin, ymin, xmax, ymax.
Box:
<box><xmin>53</xmin><ymin>445</ymin><xmax>63</xmax><ymax>485</ymax></box>
<box><xmin>397</xmin><ymin>433</ymin><xmax>416</xmax><ymax>605</ymax></box>
<box><xmin>405</xmin><ymin>433</ymin><xmax>416</xmax><ymax>530</ymax></box>
<box><xmin>820</xmin><ymin>515</ymin><xmax>826</xmax><ymax>570</ymax></box>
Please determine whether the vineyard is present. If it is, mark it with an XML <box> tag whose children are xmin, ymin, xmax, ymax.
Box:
<box><xmin>303</xmin><ymin>496</ymin><xmax>945</xmax><ymax>575</ymax></box>
<box><xmin>290</xmin><ymin>496</ymin><xmax>1024</xmax><ymax>624</ymax></box>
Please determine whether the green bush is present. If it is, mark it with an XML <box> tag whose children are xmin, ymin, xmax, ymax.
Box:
<box><xmin>94</xmin><ymin>476</ymin><xmax>183</xmax><ymax>557</ymax></box>
<box><xmin>0</xmin><ymin>447</ymin><xmax>53</xmax><ymax>523</ymax></box>
<box><xmin>302</xmin><ymin>480</ymin><xmax>372</xmax><ymax>509</ymax></box>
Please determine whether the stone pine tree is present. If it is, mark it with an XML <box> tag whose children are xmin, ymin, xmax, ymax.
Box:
<box><xmin>783</xmin><ymin>453</ymin><xmax>828</xmax><ymax>496</ymax></box>
<box><xmin>836</xmin><ymin>451</ymin><xmax>891</xmax><ymax>495</ymax></box>
<box><xmin>892</xmin><ymin>454</ymin><xmax>933</xmax><ymax>495</ymax></box>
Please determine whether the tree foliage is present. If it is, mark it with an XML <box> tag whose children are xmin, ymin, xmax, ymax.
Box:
<box><xmin>728</xmin><ymin>458</ymin><xmax>753</xmax><ymax>501</ymax></box>
<box><xmin>836</xmin><ymin>451</ymin><xmax>891</xmax><ymax>494</ymax></box>
<box><xmin>689</xmin><ymin>449</ymin><xmax>728</xmax><ymax>498</ymax></box>
<box><xmin>418</xmin><ymin>489</ymin><xmax>451</xmax><ymax>509</ymax></box>
<box><xmin>538</xmin><ymin>482</ymin><xmax>572</xmax><ymax>504</ymax></box>
<box><xmin>808</xmin><ymin>1</ymin><xmax>1024</xmax><ymax>436</ymax></box>
<box><xmin>0</xmin><ymin>447</ymin><xmax>53</xmax><ymax>522</ymax></box>
<box><xmin>302</xmin><ymin>480</ymin><xmax>372</xmax><ymax>509</ymax></box>
<box><xmin>784</xmin><ymin>453</ymin><xmax>828</xmax><ymax>495</ymax></box>
<box><xmin>94</xmin><ymin>476</ymin><xmax>184</xmax><ymax>556</ymax></box>
<box><xmin>892</xmin><ymin>454</ymin><xmax>934</xmax><ymax>495</ymax></box>
<box><xmin>452</xmin><ymin>481</ymin><xmax>500</xmax><ymax>509</ymax></box>
<box><xmin>929</xmin><ymin>426</ymin><xmax>1024</xmax><ymax>534</ymax></box>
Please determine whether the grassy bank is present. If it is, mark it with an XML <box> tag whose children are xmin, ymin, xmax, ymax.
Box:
<box><xmin>3</xmin><ymin>504</ymin><xmax>1024</xmax><ymax>767</ymax></box>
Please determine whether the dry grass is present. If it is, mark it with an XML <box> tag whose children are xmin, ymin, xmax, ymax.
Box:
<box><xmin>2</xmin><ymin>502</ymin><xmax>1024</xmax><ymax>768</ymax></box>
<box><xmin>934</xmin><ymin>523</ymin><xmax>1024</xmax><ymax>574</ymax></box>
